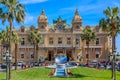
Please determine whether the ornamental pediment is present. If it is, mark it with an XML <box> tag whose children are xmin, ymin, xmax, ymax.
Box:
<box><xmin>48</xmin><ymin>16</ymin><xmax>71</xmax><ymax>32</ymax></box>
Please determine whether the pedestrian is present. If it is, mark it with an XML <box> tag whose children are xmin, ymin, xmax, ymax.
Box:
<box><xmin>118</xmin><ymin>62</ymin><xmax>120</xmax><ymax>70</ymax></box>
<box><xmin>21</xmin><ymin>63</ymin><xmax>24</xmax><ymax>69</ymax></box>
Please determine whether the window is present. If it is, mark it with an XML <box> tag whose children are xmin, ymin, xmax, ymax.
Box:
<box><xmin>41</xmin><ymin>37</ymin><xmax>44</xmax><ymax>44</ymax></box>
<box><xmin>58</xmin><ymin>38</ymin><xmax>62</xmax><ymax>44</ymax></box>
<box><xmin>95</xmin><ymin>50</ymin><xmax>99</xmax><ymax>58</ymax></box>
<box><xmin>76</xmin><ymin>38</ymin><xmax>79</xmax><ymax>44</ymax></box>
<box><xmin>41</xmin><ymin>26</ymin><xmax>44</xmax><ymax>29</ymax></box>
<box><xmin>49</xmin><ymin>38</ymin><xmax>53</xmax><ymax>45</ymax></box>
<box><xmin>30</xmin><ymin>51</ymin><xmax>34</xmax><ymax>59</ymax></box>
<box><xmin>86</xmin><ymin>40</ymin><xmax>89</xmax><ymax>45</ymax></box>
<box><xmin>58</xmin><ymin>25</ymin><xmax>63</xmax><ymax>30</ymax></box>
<box><xmin>21</xmin><ymin>54</ymin><xmax>24</xmax><ymax>58</ymax></box>
<box><xmin>110</xmin><ymin>38</ymin><xmax>112</xmax><ymax>46</ymax></box>
<box><xmin>86</xmin><ymin>54</ymin><xmax>88</xmax><ymax>58</ymax></box>
<box><xmin>96</xmin><ymin>38</ymin><xmax>99</xmax><ymax>45</ymax></box>
<box><xmin>96</xmin><ymin>54</ymin><xmax>99</xmax><ymax>58</ymax></box>
<box><xmin>20</xmin><ymin>52</ymin><xmax>24</xmax><ymax>58</ymax></box>
<box><xmin>67</xmin><ymin>38</ymin><xmax>71</xmax><ymax>44</ymax></box>
<box><xmin>21</xmin><ymin>28</ymin><xmax>24</xmax><ymax>32</ymax></box>
<box><xmin>21</xmin><ymin>38</ymin><xmax>25</xmax><ymax>45</ymax></box>
<box><xmin>76</xmin><ymin>26</ymin><xmax>79</xmax><ymax>29</ymax></box>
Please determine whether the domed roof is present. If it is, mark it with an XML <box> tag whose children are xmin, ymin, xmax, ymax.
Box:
<box><xmin>72</xmin><ymin>9</ymin><xmax>82</xmax><ymax>22</ymax></box>
<box><xmin>38</xmin><ymin>9</ymin><xmax>48</xmax><ymax>23</ymax></box>
<box><xmin>73</xmin><ymin>15</ymin><xmax>82</xmax><ymax>21</ymax></box>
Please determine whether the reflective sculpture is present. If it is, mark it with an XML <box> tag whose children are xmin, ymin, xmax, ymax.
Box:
<box><xmin>46</xmin><ymin>55</ymin><xmax>76</xmax><ymax>76</ymax></box>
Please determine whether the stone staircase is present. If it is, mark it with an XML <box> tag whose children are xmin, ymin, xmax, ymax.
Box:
<box><xmin>55</xmin><ymin>68</ymin><xmax>66</xmax><ymax>76</ymax></box>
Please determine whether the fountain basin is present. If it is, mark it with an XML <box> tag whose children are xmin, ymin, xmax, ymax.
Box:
<box><xmin>46</xmin><ymin>55</ymin><xmax>76</xmax><ymax>76</ymax></box>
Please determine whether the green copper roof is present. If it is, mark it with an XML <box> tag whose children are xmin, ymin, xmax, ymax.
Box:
<box><xmin>53</xmin><ymin>16</ymin><xmax>66</xmax><ymax>24</ymax></box>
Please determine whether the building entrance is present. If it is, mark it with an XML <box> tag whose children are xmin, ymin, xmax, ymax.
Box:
<box><xmin>66</xmin><ymin>50</ymin><xmax>72</xmax><ymax>61</ymax></box>
<box><xmin>57</xmin><ymin>49</ymin><xmax>63</xmax><ymax>54</ymax></box>
<box><xmin>48</xmin><ymin>50</ymin><xmax>54</xmax><ymax>61</ymax></box>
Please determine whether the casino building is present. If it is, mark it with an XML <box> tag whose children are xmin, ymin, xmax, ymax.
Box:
<box><xmin>0</xmin><ymin>9</ymin><xmax>111</xmax><ymax>64</ymax></box>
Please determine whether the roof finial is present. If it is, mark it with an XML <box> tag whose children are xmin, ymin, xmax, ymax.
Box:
<box><xmin>75</xmin><ymin>8</ymin><xmax>79</xmax><ymax>15</ymax></box>
<box><xmin>41</xmin><ymin>8</ymin><xmax>45</xmax><ymax>15</ymax></box>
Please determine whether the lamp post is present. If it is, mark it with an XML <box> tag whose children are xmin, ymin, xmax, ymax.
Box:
<box><xmin>2</xmin><ymin>50</ymin><xmax>12</xmax><ymax>80</ymax></box>
<box><xmin>110</xmin><ymin>50</ymin><xmax>120</xmax><ymax>80</ymax></box>
<box><xmin>112</xmin><ymin>50</ymin><xmax>116</xmax><ymax>80</ymax></box>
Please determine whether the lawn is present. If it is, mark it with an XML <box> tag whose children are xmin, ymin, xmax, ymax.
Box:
<box><xmin>0</xmin><ymin>67</ymin><xmax>120</xmax><ymax>80</ymax></box>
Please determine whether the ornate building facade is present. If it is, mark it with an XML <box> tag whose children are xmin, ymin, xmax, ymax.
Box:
<box><xmin>0</xmin><ymin>9</ymin><xmax>111</xmax><ymax>64</ymax></box>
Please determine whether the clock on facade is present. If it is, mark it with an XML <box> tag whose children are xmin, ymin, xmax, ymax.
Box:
<box><xmin>58</xmin><ymin>25</ymin><xmax>63</xmax><ymax>30</ymax></box>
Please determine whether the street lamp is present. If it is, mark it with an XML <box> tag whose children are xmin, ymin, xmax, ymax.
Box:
<box><xmin>110</xmin><ymin>50</ymin><xmax>120</xmax><ymax>80</ymax></box>
<box><xmin>112</xmin><ymin>50</ymin><xmax>116</xmax><ymax>80</ymax></box>
<box><xmin>2</xmin><ymin>50</ymin><xmax>12</xmax><ymax>80</ymax></box>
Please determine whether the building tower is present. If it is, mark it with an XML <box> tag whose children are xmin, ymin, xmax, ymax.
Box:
<box><xmin>72</xmin><ymin>9</ymin><xmax>82</xmax><ymax>31</ymax></box>
<box><xmin>38</xmin><ymin>9</ymin><xmax>48</xmax><ymax>31</ymax></box>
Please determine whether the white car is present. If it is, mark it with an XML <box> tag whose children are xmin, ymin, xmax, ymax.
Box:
<box><xmin>18</xmin><ymin>61</ymin><xmax>25</xmax><ymax>66</ymax></box>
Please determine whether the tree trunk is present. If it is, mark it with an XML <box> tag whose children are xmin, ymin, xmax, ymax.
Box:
<box><xmin>34</xmin><ymin>44</ymin><xmax>36</xmax><ymax>62</ymax></box>
<box><xmin>87</xmin><ymin>40</ymin><xmax>89</xmax><ymax>64</ymax></box>
<box><xmin>0</xmin><ymin>45</ymin><xmax>4</xmax><ymax>62</ymax></box>
<box><xmin>112</xmin><ymin>35</ymin><xmax>116</xmax><ymax>80</ymax></box>
<box><xmin>36</xmin><ymin>44</ymin><xmax>38</xmax><ymax>62</ymax></box>
<box><xmin>15</xmin><ymin>44</ymin><xmax>17</xmax><ymax>70</ymax></box>
<box><xmin>9</xmin><ymin>21</ymin><xmax>12</xmax><ymax>80</ymax></box>
<box><xmin>111</xmin><ymin>23</ymin><xmax>116</xmax><ymax>80</ymax></box>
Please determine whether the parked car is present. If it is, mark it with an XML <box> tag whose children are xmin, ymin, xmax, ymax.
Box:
<box><xmin>18</xmin><ymin>61</ymin><xmax>25</xmax><ymax>66</ymax></box>
<box><xmin>117</xmin><ymin>61</ymin><xmax>120</xmax><ymax>71</ymax></box>
<box><xmin>106</xmin><ymin>62</ymin><xmax>112</xmax><ymax>70</ymax></box>
<box><xmin>88</xmin><ymin>62</ymin><xmax>99</xmax><ymax>68</ymax></box>
<box><xmin>79</xmin><ymin>64</ymin><xmax>86</xmax><ymax>67</ymax></box>
<box><xmin>1</xmin><ymin>63</ymin><xmax>7</xmax><ymax>69</ymax></box>
<box><xmin>106</xmin><ymin>62</ymin><xmax>120</xmax><ymax>70</ymax></box>
<box><xmin>68</xmin><ymin>62</ymin><xmax>77</xmax><ymax>66</ymax></box>
<box><xmin>39</xmin><ymin>62</ymin><xmax>45</xmax><ymax>66</ymax></box>
<box><xmin>0</xmin><ymin>63</ymin><xmax>2</xmax><ymax>67</ymax></box>
<box><xmin>34</xmin><ymin>62</ymin><xmax>39</xmax><ymax>66</ymax></box>
<box><xmin>12</xmin><ymin>63</ymin><xmax>17</xmax><ymax>66</ymax></box>
<box><xmin>99</xmin><ymin>61</ymin><xmax>106</xmax><ymax>69</ymax></box>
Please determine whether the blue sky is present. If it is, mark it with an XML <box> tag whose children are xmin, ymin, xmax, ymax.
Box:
<box><xmin>0</xmin><ymin>0</ymin><xmax>120</xmax><ymax>53</ymax></box>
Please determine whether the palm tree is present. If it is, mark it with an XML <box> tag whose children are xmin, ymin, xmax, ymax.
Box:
<box><xmin>0</xmin><ymin>27</ymin><xmax>10</xmax><ymax>50</ymax></box>
<box><xmin>0</xmin><ymin>0</ymin><xmax>25</xmax><ymax>79</ymax></box>
<box><xmin>28</xmin><ymin>30</ymin><xmax>42</xmax><ymax>62</ymax></box>
<box><xmin>0</xmin><ymin>0</ymin><xmax>25</xmax><ymax>52</ymax></box>
<box><xmin>0</xmin><ymin>26</ymin><xmax>18</xmax><ymax>61</ymax></box>
<box><xmin>12</xmin><ymin>32</ymin><xmax>19</xmax><ymax>70</ymax></box>
<box><xmin>99</xmin><ymin>7</ymin><xmax>120</xmax><ymax>80</ymax></box>
<box><xmin>81</xmin><ymin>26</ymin><xmax>96</xmax><ymax>64</ymax></box>
<box><xmin>0</xmin><ymin>30</ymin><xmax>8</xmax><ymax>61</ymax></box>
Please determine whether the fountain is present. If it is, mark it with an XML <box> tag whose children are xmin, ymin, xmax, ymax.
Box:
<box><xmin>46</xmin><ymin>54</ymin><xmax>76</xmax><ymax>76</ymax></box>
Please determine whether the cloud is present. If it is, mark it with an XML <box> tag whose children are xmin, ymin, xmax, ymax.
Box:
<box><xmin>112</xmin><ymin>2</ymin><xmax>120</xmax><ymax>7</ymax></box>
<box><xmin>60</xmin><ymin>3</ymin><xmax>105</xmax><ymax>15</ymax></box>
<box><xmin>20</xmin><ymin>0</ymin><xmax>48</xmax><ymax>4</ymax></box>
<box><xmin>24</xmin><ymin>14</ymin><xmax>37</xmax><ymax>25</ymax></box>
